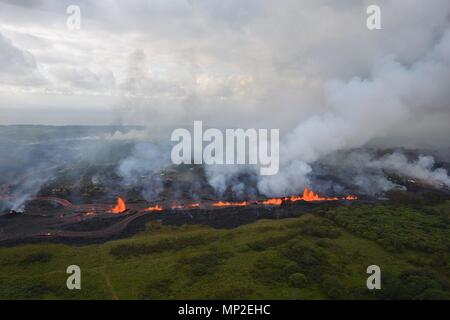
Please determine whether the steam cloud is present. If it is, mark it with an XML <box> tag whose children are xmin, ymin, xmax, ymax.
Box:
<box><xmin>1</xmin><ymin>1</ymin><xmax>450</xmax><ymax>207</ymax></box>
<box><xmin>371</xmin><ymin>152</ymin><xmax>450</xmax><ymax>188</ymax></box>
<box><xmin>117</xmin><ymin>142</ymin><xmax>171</xmax><ymax>201</ymax></box>
<box><xmin>254</xmin><ymin>29</ymin><xmax>450</xmax><ymax>197</ymax></box>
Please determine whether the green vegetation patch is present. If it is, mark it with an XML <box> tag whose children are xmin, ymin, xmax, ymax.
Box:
<box><xmin>110</xmin><ymin>234</ymin><xmax>219</xmax><ymax>259</ymax></box>
<box><xmin>0</xmin><ymin>201</ymin><xmax>449</xmax><ymax>299</ymax></box>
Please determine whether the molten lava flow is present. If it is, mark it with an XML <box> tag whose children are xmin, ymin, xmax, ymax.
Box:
<box><xmin>171</xmin><ymin>203</ymin><xmax>200</xmax><ymax>209</ymax></box>
<box><xmin>110</xmin><ymin>197</ymin><xmax>126</xmax><ymax>214</ymax></box>
<box><xmin>258</xmin><ymin>198</ymin><xmax>283</xmax><ymax>206</ymax></box>
<box><xmin>212</xmin><ymin>201</ymin><xmax>250</xmax><ymax>207</ymax></box>
<box><xmin>144</xmin><ymin>204</ymin><xmax>163</xmax><ymax>212</ymax></box>
<box><xmin>284</xmin><ymin>195</ymin><xmax>303</xmax><ymax>202</ymax></box>
<box><xmin>301</xmin><ymin>187</ymin><xmax>339</xmax><ymax>201</ymax></box>
<box><xmin>258</xmin><ymin>188</ymin><xmax>357</xmax><ymax>206</ymax></box>
<box><xmin>102</xmin><ymin>188</ymin><xmax>356</xmax><ymax>215</ymax></box>
<box><xmin>283</xmin><ymin>187</ymin><xmax>339</xmax><ymax>202</ymax></box>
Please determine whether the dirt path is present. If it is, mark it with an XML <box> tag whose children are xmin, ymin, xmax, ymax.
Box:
<box><xmin>102</xmin><ymin>267</ymin><xmax>119</xmax><ymax>300</ymax></box>
<box><xmin>94</xmin><ymin>246</ymin><xmax>119</xmax><ymax>300</ymax></box>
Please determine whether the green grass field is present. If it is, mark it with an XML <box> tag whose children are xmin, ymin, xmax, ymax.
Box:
<box><xmin>1</xmin><ymin>201</ymin><xmax>449</xmax><ymax>300</ymax></box>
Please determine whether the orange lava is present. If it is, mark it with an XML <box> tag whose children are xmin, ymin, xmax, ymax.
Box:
<box><xmin>105</xmin><ymin>188</ymin><xmax>357</xmax><ymax>214</ymax></box>
<box><xmin>260</xmin><ymin>187</ymin><xmax>357</xmax><ymax>206</ymax></box>
<box><xmin>300</xmin><ymin>187</ymin><xmax>339</xmax><ymax>201</ymax></box>
<box><xmin>171</xmin><ymin>203</ymin><xmax>200</xmax><ymax>209</ymax></box>
<box><xmin>212</xmin><ymin>201</ymin><xmax>250</xmax><ymax>207</ymax></box>
<box><xmin>258</xmin><ymin>198</ymin><xmax>283</xmax><ymax>206</ymax></box>
<box><xmin>110</xmin><ymin>197</ymin><xmax>126</xmax><ymax>214</ymax></box>
<box><xmin>144</xmin><ymin>204</ymin><xmax>163</xmax><ymax>212</ymax></box>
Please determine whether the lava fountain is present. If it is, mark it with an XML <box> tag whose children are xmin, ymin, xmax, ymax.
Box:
<box><xmin>110</xmin><ymin>197</ymin><xmax>126</xmax><ymax>214</ymax></box>
<box><xmin>108</xmin><ymin>188</ymin><xmax>357</xmax><ymax>214</ymax></box>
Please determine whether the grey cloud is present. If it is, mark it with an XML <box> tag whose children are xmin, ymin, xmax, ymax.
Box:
<box><xmin>0</xmin><ymin>32</ymin><xmax>36</xmax><ymax>75</ymax></box>
<box><xmin>0</xmin><ymin>1</ymin><xmax>448</xmax><ymax>156</ymax></box>
<box><xmin>0</xmin><ymin>32</ymin><xmax>47</xmax><ymax>86</ymax></box>
<box><xmin>49</xmin><ymin>65</ymin><xmax>115</xmax><ymax>90</ymax></box>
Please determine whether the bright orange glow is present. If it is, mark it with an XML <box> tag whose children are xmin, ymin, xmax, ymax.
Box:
<box><xmin>284</xmin><ymin>195</ymin><xmax>303</xmax><ymax>202</ymax></box>
<box><xmin>282</xmin><ymin>188</ymin><xmax>338</xmax><ymax>202</ymax></box>
<box><xmin>110</xmin><ymin>197</ymin><xmax>126</xmax><ymax>214</ymax></box>
<box><xmin>144</xmin><ymin>204</ymin><xmax>163</xmax><ymax>212</ymax></box>
<box><xmin>258</xmin><ymin>198</ymin><xmax>283</xmax><ymax>206</ymax></box>
<box><xmin>212</xmin><ymin>201</ymin><xmax>250</xmax><ymax>207</ymax></box>
<box><xmin>301</xmin><ymin>187</ymin><xmax>339</xmax><ymax>201</ymax></box>
<box><xmin>171</xmin><ymin>203</ymin><xmax>200</xmax><ymax>210</ymax></box>
<box><xmin>258</xmin><ymin>188</ymin><xmax>357</xmax><ymax>206</ymax></box>
<box><xmin>114</xmin><ymin>188</ymin><xmax>356</xmax><ymax>213</ymax></box>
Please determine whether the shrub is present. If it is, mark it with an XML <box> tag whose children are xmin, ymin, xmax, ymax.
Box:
<box><xmin>386</xmin><ymin>190</ymin><xmax>424</xmax><ymax>205</ymax></box>
<box><xmin>141</xmin><ymin>279</ymin><xmax>172</xmax><ymax>300</ymax></box>
<box><xmin>19</xmin><ymin>252</ymin><xmax>52</xmax><ymax>265</ymax></box>
<box><xmin>379</xmin><ymin>269</ymin><xmax>450</xmax><ymax>299</ymax></box>
<box><xmin>178</xmin><ymin>250</ymin><xmax>232</xmax><ymax>278</ymax></box>
<box><xmin>300</xmin><ymin>223</ymin><xmax>341</xmax><ymax>239</ymax></box>
<box><xmin>283</xmin><ymin>261</ymin><xmax>301</xmax><ymax>275</ymax></box>
<box><xmin>289</xmin><ymin>273</ymin><xmax>308</xmax><ymax>288</ymax></box>
<box><xmin>252</xmin><ymin>256</ymin><xmax>289</xmax><ymax>285</ymax></box>
<box><xmin>281</xmin><ymin>241</ymin><xmax>336</xmax><ymax>281</ymax></box>
<box><xmin>320</xmin><ymin>275</ymin><xmax>348</xmax><ymax>299</ymax></box>
<box><xmin>110</xmin><ymin>234</ymin><xmax>217</xmax><ymax>259</ymax></box>
<box><xmin>247</xmin><ymin>234</ymin><xmax>293</xmax><ymax>251</ymax></box>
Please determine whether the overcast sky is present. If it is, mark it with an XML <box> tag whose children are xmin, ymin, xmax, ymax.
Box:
<box><xmin>0</xmin><ymin>0</ymin><xmax>449</xmax><ymax>147</ymax></box>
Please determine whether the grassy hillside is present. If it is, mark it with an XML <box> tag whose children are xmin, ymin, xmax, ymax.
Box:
<box><xmin>0</xmin><ymin>201</ymin><xmax>449</xmax><ymax>300</ymax></box>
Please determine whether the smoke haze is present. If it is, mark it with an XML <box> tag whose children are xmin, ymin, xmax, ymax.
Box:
<box><xmin>0</xmin><ymin>1</ymin><xmax>450</xmax><ymax>205</ymax></box>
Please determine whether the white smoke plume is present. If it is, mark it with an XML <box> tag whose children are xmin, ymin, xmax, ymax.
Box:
<box><xmin>1</xmin><ymin>1</ymin><xmax>450</xmax><ymax>202</ymax></box>
<box><xmin>315</xmin><ymin>149</ymin><xmax>450</xmax><ymax>196</ymax></box>
<box><xmin>7</xmin><ymin>165</ymin><xmax>56</xmax><ymax>212</ymax></box>
<box><xmin>117</xmin><ymin>142</ymin><xmax>171</xmax><ymax>200</ymax></box>
<box><xmin>257</xmin><ymin>28</ymin><xmax>450</xmax><ymax>197</ymax></box>
<box><xmin>371</xmin><ymin>152</ymin><xmax>450</xmax><ymax>188</ymax></box>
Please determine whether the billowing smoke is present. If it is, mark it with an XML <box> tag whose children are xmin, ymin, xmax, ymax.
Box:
<box><xmin>1</xmin><ymin>1</ymin><xmax>450</xmax><ymax>205</ymax></box>
<box><xmin>117</xmin><ymin>142</ymin><xmax>171</xmax><ymax>201</ymax></box>
<box><xmin>205</xmin><ymin>31</ymin><xmax>450</xmax><ymax>197</ymax></box>
<box><xmin>0</xmin><ymin>126</ymin><xmax>146</xmax><ymax>211</ymax></box>
<box><xmin>255</xmin><ymin>28</ymin><xmax>450</xmax><ymax>197</ymax></box>
<box><xmin>0</xmin><ymin>133</ymin><xmax>62</xmax><ymax>212</ymax></box>
<box><xmin>204</xmin><ymin>165</ymin><xmax>260</xmax><ymax>199</ymax></box>
<box><xmin>6</xmin><ymin>165</ymin><xmax>56</xmax><ymax>212</ymax></box>
<box><xmin>315</xmin><ymin>150</ymin><xmax>450</xmax><ymax>196</ymax></box>
<box><xmin>370</xmin><ymin>152</ymin><xmax>450</xmax><ymax>188</ymax></box>
<box><xmin>208</xmin><ymin>50</ymin><xmax>450</xmax><ymax>196</ymax></box>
